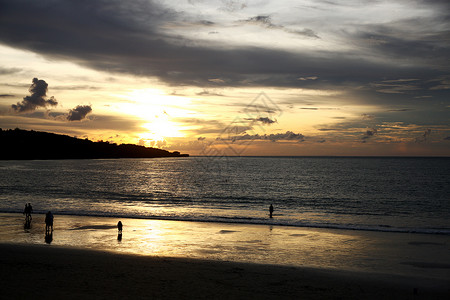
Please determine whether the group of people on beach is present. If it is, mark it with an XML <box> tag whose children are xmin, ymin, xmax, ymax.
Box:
<box><xmin>23</xmin><ymin>203</ymin><xmax>33</xmax><ymax>220</ymax></box>
<box><xmin>23</xmin><ymin>203</ymin><xmax>53</xmax><ymax>234</ymax></box>
<box><xmin>22</xmin><ymin>203</ymin><xmax>274</xmax><ymax>242</ymax></box>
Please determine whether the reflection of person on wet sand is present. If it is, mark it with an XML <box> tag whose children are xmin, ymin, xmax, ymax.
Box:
<box><xmin>24</xmin><ymin>217</ymin><xmax>32</xmax><ymax>230</ymax></box>
<box><xmin>45</xmin><ymin>211</ymin><xmax>54</xmax><ymax>234</ymax></box>
<box><xmin>269</xmin><ymin>204</ymin><xmax>274</xmax><ymax>218</ymax></box>
<box><xmin>23</xmin><ymin>203</ymin><xmax>33</xmax><ymax>229</ymax></box>
<box><xmin>45</xmin><ymin>231</ymin><xmax>53</xmax><ymax>244</ymax></box>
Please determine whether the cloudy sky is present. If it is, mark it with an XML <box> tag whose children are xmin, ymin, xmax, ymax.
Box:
<box><xmin>0</xmin><ymin>0</ymin><xmax>449</xmax><ymax>156</ymax></box>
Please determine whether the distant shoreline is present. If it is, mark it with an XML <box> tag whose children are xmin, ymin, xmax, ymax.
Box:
<box><xmin>190</xmin><ymin>155</ymin><xmax>450</xmax><ymax>158</ymax></box>
<box><xmin>0</xmin><ymin>128</ymin><xmax>189</xmax><ymax>159</ymax></box>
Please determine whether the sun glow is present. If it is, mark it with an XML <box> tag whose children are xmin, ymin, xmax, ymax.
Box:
<box><xmin>114</xmin><ymin>88</ymin><xmax>193</xmax><ymax>146</ymax></box>
<box><xmin>140</xmin><ymin>116</ymin><xmax>184</xmax><ymax>144</ymax></box>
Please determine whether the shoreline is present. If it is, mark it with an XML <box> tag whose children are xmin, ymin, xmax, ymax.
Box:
<box><xmin>2</xmin><ymin>210</ymin><xmax>448</xmax><ymax>236</ymax></box>
<box><xmin>1</xmin><ymin>243</ymin><xmax>449</xmax><ymax>299</ymax></box>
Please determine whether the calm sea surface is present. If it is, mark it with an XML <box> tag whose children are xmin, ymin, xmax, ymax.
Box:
<box><xmin>0</xmin><ymin>157</ymin><xmax>449</xmax><ymax>234</ymax></box>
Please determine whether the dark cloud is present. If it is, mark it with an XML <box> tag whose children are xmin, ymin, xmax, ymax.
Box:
<box><xmin>387</xmin><ymin>109</ymin><xmax>413</xmax><ymax>112</ymax></box>
<box><xmin>0</xmin><ymin>94</ymin><xmax>15</xmax><ymax>98</ymax></box>
<box><xmin>196</xmin><ymin>89</ymin><xmax>224</xmax><ymax>97</ymax></box>
<box><xmin>354</xmin><ymin>17</ymin><xmax>449</xmax><ymax>68</ymax></box>
<box><xmin>364</xmin><ymin>128</ymin><xmax>377</xmax><ymax>137</ymax></box>
<box><xmin>11</xmin><ymin>78</ymin><xmax>58</xmax><ymax>113</ymax></box>
<box><xmin>371</xmin><ymin>79</ymin><xmax>422</xmax><ymax>94</ymax></box>
<box><xmin>224</xmin><ymin>131</ymin><xmax>305</xmax><ymax>142</ymax></box>
<box><xmin>220</xmin><ymin>124</ymin><xmax>253</xmax><ymax>138</ymax></box>
<box><xmin>244</xmin><ymin>15</ymin><xmax>272</xmax><ymax>26</ymax></box>
<box><xmin>51</xmin><ymin>85</ymin><xmax>101</xmax><ymax>91</ymax></box>
<box><xmin>415</xmin><ymin>129</ymin><xmax>431</xmax><ymax>143</ymax></box>
<box><xmin>361</xmin><ymin>114</ymin><xmax>375</xmax><ymax>120</ymax></box>
<box><xmin>245</xmin><ymin>117</ymin><xmax>277</xmax><ymax>125</ymax></box>
<box><xmin>361</xmin><ymin>128</ymin><xmax>377</xmax><ymax>143</ymax></box>
<box><xmin>242</xmin><ymin>15</ymin><xmax>319</xmax><ymax>38</ymax></box>
<box><xmin>256</xmin><ymin>117</ymin><xmax>276</xmax><ymax>125</ymax></box>
<box><xmin>235</xmin><ymin>103</ymin><xmax>277</xmax><ymax>115</ymax></box>
<box><xmin>67</xmin><ymin>105</ymin><xmax>92</xmax><ymax>121</ymax></box>
<box><xmin>198</xmin><ymin>20</ymin><xmax>215</xmax><ymax>26</ymax></box>
<box><xmin>444</xmin><ymin>136</ymin><xmax>450</xmax><ymax>141</ymax></box>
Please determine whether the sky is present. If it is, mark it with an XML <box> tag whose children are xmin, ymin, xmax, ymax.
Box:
<box><xmin>0</xmin><ymin>0</ymin><xmax>449</xmax><ymax>156</ymax></box>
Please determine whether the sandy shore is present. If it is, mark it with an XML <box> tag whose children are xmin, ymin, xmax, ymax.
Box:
<box><xmin>1</xmin><ymin>243</ymin><xmax>449</xmax><ymax>300</ymax></box>
<box><xmin>1</xmin><ymin>213</ymin><xmax>449</xmax><ymax>299</ymax></box>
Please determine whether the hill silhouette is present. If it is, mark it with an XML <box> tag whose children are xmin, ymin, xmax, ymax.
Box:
<box><xmin>0</xmin><ymin>128</ymin><xmax>189</xmax><ymax>160</ymax></box>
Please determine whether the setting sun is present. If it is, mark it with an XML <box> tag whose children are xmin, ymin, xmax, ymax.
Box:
<box><xmin>112</xmin><ymin>89</ymin><xmax>192</xmax><ymax>146</ymax></box>
<box><xmin>140</xmin><ymin>117</ymin><xmax>184</xmax><ymax>147</ymax></box>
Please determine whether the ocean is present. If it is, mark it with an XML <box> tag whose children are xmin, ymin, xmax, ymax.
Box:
<box><xmin>0</xmin><ymin>156</ymin><xmax>449</xmax><ymax>235</ymax></box>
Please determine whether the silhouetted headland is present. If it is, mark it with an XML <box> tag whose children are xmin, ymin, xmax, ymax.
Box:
<box><xmin>0</xmin><ymin>128</ymin><xmax>189</xmax><ymax>160</ymax></box>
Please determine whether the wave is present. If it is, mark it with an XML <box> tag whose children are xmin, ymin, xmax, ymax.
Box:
<box><xmin>2</xmin><ymin>209</ymin><xmax>449</xmax><ymax>236</ymax></box>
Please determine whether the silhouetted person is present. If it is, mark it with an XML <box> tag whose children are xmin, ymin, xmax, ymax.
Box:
<box><xmin>45</xmin><ymin>211</ymin><xmax>54</xmax><ymax>234</ymax></box>
<box><xmin>23</xmin><ymin>203</ymin><xmax>33</xmax><ymax>221</ymax></box>
<box><xmin>117</xmin><ymin>221</ymin><xmax>123</xmax><ymax>241</ymax></box>
<box><xmin>269</xmin><ymin>204</ymin><xmax>274</xmax><ymax>218</ymax></box>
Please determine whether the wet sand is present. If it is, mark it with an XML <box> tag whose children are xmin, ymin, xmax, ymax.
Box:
<box><xmin>1</xmin><ymin>213</ymin><xmax>449</xmax><ymax>299</ymax></box>
<box><xmin>1</xmin><ymin>243</ymin><xmax>449</xmax><ymax>299</ymax></box>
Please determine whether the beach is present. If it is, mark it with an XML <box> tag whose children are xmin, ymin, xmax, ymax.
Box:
<box><xmin>1</xmin><ymin>213</ymin><xmax>449</xmax><ymax>299</ymax></box>
<box><xmin>1</xmin><ymin>243</ymin><xmax>449</xmax><ymax>300</ymax></box>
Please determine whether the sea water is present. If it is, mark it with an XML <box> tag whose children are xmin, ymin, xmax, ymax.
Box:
<box><xmin>0</xmin><ymin>157</ymin><xmax>449</xmax><ymax>234</ymax></box>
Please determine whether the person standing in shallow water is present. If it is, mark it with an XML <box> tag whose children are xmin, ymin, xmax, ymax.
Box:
<box><xmin>23</xmin><ymin>203</ymin><xmax>32</xmax><ymax>220</ymax></box>
<box><xmin>269</xmin><ymin>204</ymin><xmax>274</xmax><ymax>218</ymax></box>
<box><xmin>117</xmin><ymin>221</ymin><xmax>123</xmax><ymax>241</ymax></box>
<box><xmin>117</xmin><ymin>221</ymin><xmax>123</xmax><ymax>233</ymax></box>
<box><xmin>45</xmin><ymin>211</ymin><xmax>53</xmax><ymax>234</ymax></box>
